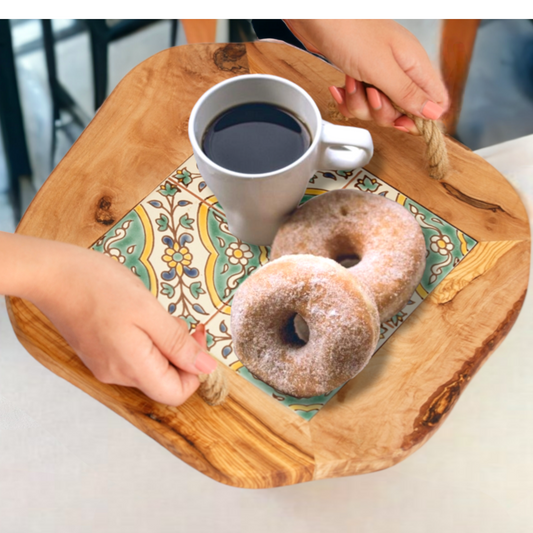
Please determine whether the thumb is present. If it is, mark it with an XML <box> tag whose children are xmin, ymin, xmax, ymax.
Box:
<box><xmin>373</xmin><ymin>57</ymin><xmax>445</xmax><ymax>121</ymax></box>
<box><xmin>145</xmin><ymin>314</ymin><xmax>217</xmax><ymax>376</ymax></box>
<box><xmin>134</xmin><ymin>343</ymin><xmax>201</xmax><ymax>407</ymax></box>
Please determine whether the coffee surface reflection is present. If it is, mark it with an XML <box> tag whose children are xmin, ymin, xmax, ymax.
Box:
<box><xmin>202</xmin><ymin>102</ymin><xmax>311</xmax><ymax>174</ymax></box>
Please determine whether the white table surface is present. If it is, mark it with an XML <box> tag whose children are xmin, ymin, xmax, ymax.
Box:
<box><xmin>1</xmin><ymin>136</ymin><xmax>532</xmax><ymax>533</ymax></box>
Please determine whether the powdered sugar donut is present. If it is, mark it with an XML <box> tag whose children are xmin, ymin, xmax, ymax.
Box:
<box><xmin>231</xmin><ymin>255</ymin><xmax>380</xmax><ymax>398</ymax></box>
<box><xmin>271</xmin><ymin>189</ymin><xmax>426</xmax><ymax>322</ymax></box>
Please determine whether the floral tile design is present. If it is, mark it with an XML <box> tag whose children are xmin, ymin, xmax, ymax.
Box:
<box><xmin>92</xmin><ymin>156</ymin><xmax>477</xmax><ymax>421</ymax></box>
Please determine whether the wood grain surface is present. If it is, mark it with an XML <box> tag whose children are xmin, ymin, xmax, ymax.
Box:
<box><xmin>7</xmin><ymin>42</ymin><xmax>530</xmax><ymax>488</ymax></box>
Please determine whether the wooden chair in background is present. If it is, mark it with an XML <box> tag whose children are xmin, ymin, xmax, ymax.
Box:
<box><xmin>440</xmin><ymin>19</ymin><xmax>481</xmax><ymax>136</ymax></box>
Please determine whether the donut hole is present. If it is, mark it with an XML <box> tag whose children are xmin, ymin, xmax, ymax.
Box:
<box><xmin>282</xmin><ymin>313</ymin><xmax>310</xmax><ymax>346</ymax></box>
<box><xmin>336</xmin><ymin>253</ymin><xmax>361</xmax><ymax>268</ymax></box>
<box><xmin>340</xmin><ymin>206</ymin><xmax>349</xmax><ymax>216</ymax></box>
<box><xmin>327</xmin><ymin>235</ymin><xmax>362</xmax><ymax>268</ymax></box>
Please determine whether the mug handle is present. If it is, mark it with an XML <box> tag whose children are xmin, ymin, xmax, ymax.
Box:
<box><xmin>318</xmin><ymin>120</ymin><xmax>374</xmax><ymax>170</ymax></box>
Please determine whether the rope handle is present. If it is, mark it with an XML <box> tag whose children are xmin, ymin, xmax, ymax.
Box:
<box><xmin>198</xmin><ymin>363</ymin><xmax>229</xmax><ymax>406</ymax></box>
<box><xmin>189</xmin><ymin>322</ymin><xmax>229</xmax><ymax>406</ymax></box>
<box><xmin>392</xmin><ymin>104</ymin><xmax>449</xmax><ymax>181</ymax></box>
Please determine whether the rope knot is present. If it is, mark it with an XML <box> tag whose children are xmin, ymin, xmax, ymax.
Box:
<box><xmin>198</xmin><ymin>364</ymin><xmax>229</xmax><ymax>406</ymax></box>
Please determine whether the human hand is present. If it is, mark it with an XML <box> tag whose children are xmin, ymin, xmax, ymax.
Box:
<box><xmin>284</xmin><ymin>20</ymin><xmax>449</xmax><ymax>134</ymax></box>
<box><xmin>8</xmin><ymin>234</ymin><xmax>217</xmax><ymax>406</ymax></box>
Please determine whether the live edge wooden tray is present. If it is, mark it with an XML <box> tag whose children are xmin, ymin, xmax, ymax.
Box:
<box><xmin>7</xmin><ymin>43</ymin><xmax>530</xmax><ymax>488</ymax></box>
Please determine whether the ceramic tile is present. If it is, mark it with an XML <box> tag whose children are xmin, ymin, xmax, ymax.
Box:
<box><xmin>307</xmin><ymin>168</ymin><xmax>361</xmax><ymax>190</ymax></box>
<box><xmin>203</xmin><ymin>309</ymin><xmax>237</xmax><ymax>365</ymax></box>
<box><xmin>92</xmin><ymin>155</ymin><xmax>477</xmax><ymax>420</ymax></box>
<box><xmin>168</xmin><ymin>159</ymin><xmax>217</xmax><ymax>204</ymax></box>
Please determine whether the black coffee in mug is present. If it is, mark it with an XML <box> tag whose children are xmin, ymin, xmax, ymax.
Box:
<box><xmin>201</xmin><ymin>102</ymin><xmax>311</xmax><ymax>174</ymax></box>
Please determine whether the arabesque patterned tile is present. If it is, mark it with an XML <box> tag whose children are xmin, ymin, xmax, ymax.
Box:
<box><xmin>92</xmin><ymin>155</ymin><xmax>477</xmax><ymax>421</ymax></box>
<box><xmin>204</xmin><ymin>308</ymin><xmax>237</xmax><ymax>366</ymax></box>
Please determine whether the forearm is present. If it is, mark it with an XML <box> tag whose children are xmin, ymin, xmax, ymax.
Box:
<box><xmin>283</xmin><ymin>20</ymin><xmax>350</xmax><ymax>61</ymax></box>
<box><xmin>0</xmin><ymin>231</ymin><xmax>69</xmax><ymax>303</ymax></box>
<box><xmin>283</xmin><ymin>20</ymin><xmax>326</xmax><ymax>55</ymax></box>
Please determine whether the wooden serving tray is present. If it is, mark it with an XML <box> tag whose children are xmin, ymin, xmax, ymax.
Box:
<box><xmin>7</xmin><ymin>43</ymin><xmax>530</xmax><ymax>488</ymax></box>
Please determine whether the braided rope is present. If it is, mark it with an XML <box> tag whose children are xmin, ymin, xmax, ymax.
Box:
<box><xmin>198</xmin><ymin>364</ymin><xmax>229</xmax><ymax>406</ymax></box>
<box><xmin>393</xmin><ymin>105</ymin><xmax>449</xmax><ymax>181</ymax></box>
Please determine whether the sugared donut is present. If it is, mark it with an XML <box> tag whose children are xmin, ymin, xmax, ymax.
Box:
<box><xmin>231</xmin><ymin>255</ymin><xmax>380</xmax><ymax>398</ymax></box>
<box><xmin>271</xmin><ymin>189</ymin><xmax>426</xmax><ymax>322</ymax></box>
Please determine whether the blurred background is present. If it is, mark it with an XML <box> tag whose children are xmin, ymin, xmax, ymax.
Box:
<box><xmin>1</xmin><ymin>19</ymin><xmax>533</xmax><ymax>233</ymax></box>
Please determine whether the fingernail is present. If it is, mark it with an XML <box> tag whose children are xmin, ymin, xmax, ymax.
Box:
<box><xmin>194</xmin><ymin>351</ymin><xmax>217</xmax><ymax>374</ymax></box>
<box><xmin>394</xmin><ymin>125</ymin><xmax>410</xmax><ymax>133</ymax></box>
<box><xmin>345</xmin><ymin>76</ymin><xmax>356</xmax><ymax>94</ymax></box>
<box><xmin>366</xmin><ymin>87</ymin><xmax>382</xmax><ymax>110</ymax></box>
<box><xmin>421</xmin><ymin>100</ymin><xmax>444</xmax><ymax>120</ymax></box>
<box><xmin>195</xmin><ymin>323</ymin><xmax>205</xmax><ymax>335</ymax></box>
<box><xmin>329</xmin><ymin>86</ymin><xmax>344</xmax><ymax>105</ymax></box>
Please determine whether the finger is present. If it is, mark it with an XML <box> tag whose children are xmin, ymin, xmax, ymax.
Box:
<box><xmin>365</xmin><ymin>87</ymin><xmax>403</xmax><ymax>128</ymax></box>
<box><xmin>329</xmin><ymin>86</ymin><xmax>349</xmax><ymax>116</ymax></box>
<box><xmin>393</xmin><ymin>115</ymin><xmax>419</xmax><ymax>136</ymax></box>
<box><xmin>134</xmin><ymin>343</ymin><xmax>200</xmax><ymax>406</ymax></box>
<box><xmin>329</xmin><ymin>86</ymin><xmax>361</xmax><ymax>120</ymax></box>
<box><xmin>141</xmin><ymin>311</ymin><xmax>217</xmax><ymax>376</ymax></box>
<box><xmin>343</xmin><ymin>76</ymin><xmax>372</xmax><ymax>121</ymax></box>
<box><xmin>368</xmin><ymin>52</ymin><xmax>445</xmax><ymax>121</ymax></box>
<box><xmin>191</xmin><ymin>323</ymin><xmax>207</xmax><ymax>350</ymax></box>
<box><xmin>190</xmin><ymin>323</ymin><xmax>219</xmax><ymax>379</ymax></box>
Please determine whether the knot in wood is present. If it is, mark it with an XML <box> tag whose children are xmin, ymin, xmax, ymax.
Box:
<box><xmin>95</xmin><ymin>196</ymin><xmax>115</xmax><ymax>226</ymax></box>
<box><xmin>213</xmin><ymin>44</ymin><xmax>247</xmax><ymax>73</ymax></box>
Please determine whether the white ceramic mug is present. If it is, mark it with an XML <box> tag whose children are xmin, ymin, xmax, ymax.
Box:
<box><xmin>188</xmin><ymin>74</ymin><xmax>374</xmax><ymax>245</ymax></box>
